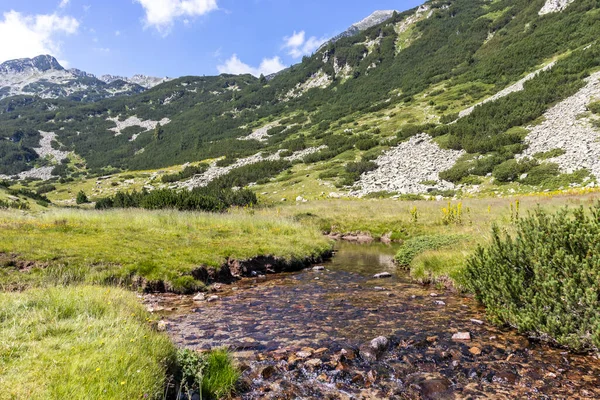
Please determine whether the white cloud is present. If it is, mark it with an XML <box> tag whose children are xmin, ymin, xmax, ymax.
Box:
<box><xmin>0</xmin><ymin>11</ymin><xmax>79</xmax><ymax>63</ymax></box>
<box><xmin>134</xmin><ymin>0</ymin><xmax>218</xmax><ymax>32</ymax></box>
<box><xmin>59</xmin><ymin>0</ymin><xmax>70</xmax><ymax>8</ymax></box>
<box><xmin>115</xmin><ymin>30</ymin><xmax>121</xmax><ymax>36</ymax></box>
<box><xmin>217</xmin><ymin>54</ymin><xmax>286</xmax><ymax>77</ymax></box>
<box><xmin>283</xmin><ymin>30</ymin><xmax>327</xmax><ymax>58</ymax></box>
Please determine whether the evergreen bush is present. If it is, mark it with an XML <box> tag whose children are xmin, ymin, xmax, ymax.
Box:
<box><xmin>464</xmin><ymin>204</ymin><xmax>600</xmax><ymax>351</ymax></box>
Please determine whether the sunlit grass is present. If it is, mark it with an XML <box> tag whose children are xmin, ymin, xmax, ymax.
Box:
<box><xmin>0</xmin><ymin>208</ymin><xmax>332</xmax><ymax>291</ymax></box>
<box><xmin>0</xmin><ymin>286</ymin><xmax>176</xmax><ymax>400</ymax></box>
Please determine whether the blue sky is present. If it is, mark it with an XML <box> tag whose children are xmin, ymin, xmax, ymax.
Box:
<box><xmin>0</xmin><ymin>0</ymin><xmax>423</xmax><ymax>78</ymax></box>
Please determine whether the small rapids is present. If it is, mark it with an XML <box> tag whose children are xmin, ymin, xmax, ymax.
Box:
<box><xmin>147</xmin><ymin>243</ymin><xmax>600</xmax><ymax>399</ymax></box>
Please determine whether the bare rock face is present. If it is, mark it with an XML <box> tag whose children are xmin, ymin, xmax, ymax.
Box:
<box><xmin>539</xmin><ymin>0</ymin><xmax>576</xmax><ymax>15</ymax></box>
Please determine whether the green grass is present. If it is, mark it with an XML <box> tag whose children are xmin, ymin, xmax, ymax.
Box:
<box><xmin>394</xmin><ymin>234</ymin><xmax>464</xmax><ymax>268</ymax></box>
<box><xmin>201</xmin><ymin>349</ymin><xmax>240</xmax><ymax>399</ymax></box>
<box><xmin>0</xmin><ymin>286</ymin><xmax>176</xmax><ymax>400</ymax></box>
<box><xmin>0</xmin><ymin>209</ymin><xmax>332</xmax><ymax>292</ymax></box>
<box><xmin>264</xmin><ymin>192</ymin><xmax>600</xmax><ymax>287</ymax></box>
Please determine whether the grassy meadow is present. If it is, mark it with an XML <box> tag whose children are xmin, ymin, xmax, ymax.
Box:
<box><xmin>254</xmin><ymin>189</ymin><xmax>600</xmax><ymax>287</ymax></box>
<box><xmin>0</xmin><ymin>208</ymin><xmax>332</xmax><ymax>292</ymax></box>
<box><xmin>0</xmin><ymin>286</ymin><xmax>175</xmax><ymax>400</ymax></box>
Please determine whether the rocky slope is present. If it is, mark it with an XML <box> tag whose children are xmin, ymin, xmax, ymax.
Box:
<box><xmin>520</xmin><ymin>71</ymin><xmax>600</xmax><ymax>179</ymax></box>
<box><xmin>353</xmin><ymin>134</ymin><xmax>464</xmax><ymax>196</ymax></box>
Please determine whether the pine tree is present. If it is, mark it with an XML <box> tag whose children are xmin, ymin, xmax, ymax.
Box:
<box><xmin>76</xmin><ymin>190</ymin><xmax>89</xmax><ymax>204</ymax></box>
<box><xmin>153</xmin><ymin>123</ymin><xmax>164</xmax><ymax>141</ymax></box>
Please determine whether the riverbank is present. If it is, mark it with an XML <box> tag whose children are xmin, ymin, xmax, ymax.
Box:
<box><xmin>252</xmin><ymin>192</ymin><xmax>600</xmax><ymax>287</ymax></box>
<box><xmin>2</xmin><ymin>192</ymin><xmax>600</xmax><ymax>399</ymax></box>
<box><xmin>0</xmin><ymin>209</ymin><xmax>332</xmax><ymax>292</ymax></box>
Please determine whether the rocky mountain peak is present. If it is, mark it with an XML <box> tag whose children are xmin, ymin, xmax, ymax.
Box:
<box><xmin>0</xmin><ymin>55</ymin><xmax>64</xmax><ymax>75</ymax></box>
<box><xmin>320</xmin><ymin>9</ymin><xmax>397</xmax><ymax>50</ymax></box>
<box><xmin>351</xmin><ymin>10</ymin><xmax>397</xmax><ymax>31</ymax></box>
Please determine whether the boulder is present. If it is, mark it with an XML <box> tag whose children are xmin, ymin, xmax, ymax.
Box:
<box><xmin>452</xmin><ymin>332</ymin><xmax>471</xmax><ymax>341</ymax></box>
<box><xmin>373</xmin><ymin>272</ymin><xmax>392</xmax><ymax>279</ymax></box>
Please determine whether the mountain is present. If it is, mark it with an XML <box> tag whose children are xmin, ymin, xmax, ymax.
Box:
<box><xmin>0</xmin><ymin>55</ymin><xmax>166</xmax><ymax>101</ymax></box>
<box><xmin>1</xmin><ymin>0</ymin><xmax>599</xmax><ymax>199</ymax></box>
<box><xmin>320</xmin><ymin>10</ymin><xmax>398</xmax><ymax>49</ymax></box>
<box><xmin>99</xmin><ymin>74</ymin><xmax>170</xmax><ymax>88</ymax></box>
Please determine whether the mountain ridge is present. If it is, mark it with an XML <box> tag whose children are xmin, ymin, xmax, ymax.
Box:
<box><xmin>0</xmin><ymin>55</ymin><xmax>169</xmax><ymax>101</ymax></box>
<box><xmin>1</xmin><ymin>0</ymin><xmax>599</xmax><ymax>201</ymax></box>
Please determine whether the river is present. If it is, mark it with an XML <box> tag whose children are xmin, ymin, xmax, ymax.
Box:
<box><xmin>147</xmin><ymin>242</ymin><xmax>600</xmax><ymax>399</ymax></box>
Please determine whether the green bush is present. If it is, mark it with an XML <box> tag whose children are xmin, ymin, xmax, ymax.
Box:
<box><xmin>492</xmin><ymin>158</ymin><xmax>538</xmax><ymax>182</ymax></box>
<box><xmin>355</xmin><ymin>138</ymin><xmax>378</xmax><ymax>151</ymax></box>
<box><xmin>95</xmin><ymin>187</ymin><xmax>256</xmax><ymax>212</ymax></box>
<box><xmin>8</xmin><ymin>188</ymin><xmax>50</xmax><ymax>203</ymax></box>
<box><xmin>395</xmin><ymin>235</ymin><xmax>463</xmax><ymax>268</ymax></box>
<box><xmin>76</xmin><ymin>190</ymin><xmax>89</xmax><ymax>204</ymax></box>
<box><xmin>588</xmin><ymin>101</ymin><xmax>600</xmax><ymax>114</ymax></box>
<box><xmin>0</xmin><ymin>199</ymin><xmax>29</xmax><ymax>210</ymax></box>
<box><xmin>439</xmin><ymin>162</ymin><xmax>471</xmax><ymax>183</ymax></box>
<box><xmin>464</xmin><ymin>204</ymin><xmax>600</xmax><ymax>351</ymax></box>
<box><xmin>533</xmin><ymin>148</ymin><xmax>566</xmax><ymax>160</ymax></box>
<box><xmin>162</xmin><ymin>163</ymin><xmax>209</xmax><ymax>183</ymax></box>
<box><xmin>520</xmin><ymin>163</ymin><xmax>560</xmax><ymax>185</ymax></box>
<box><xmin>35</xmin><ymin>184</ymin><xmax>56</xmax><ymax>195</ymax></box>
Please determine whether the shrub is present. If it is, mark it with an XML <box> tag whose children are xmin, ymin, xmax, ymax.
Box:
<box><xmin>162</xmin><ymin>163</ymin><xmax>209</xmax><ymax>183</ymax></box>
<box><xmin>588</xmin><ymin>101</ymin><xmax>600</xmax><ymax>114</ymax></box>
<box><xmin>8</xmin><ymin>188</ymin><xmax>50</xmax><ymax>203</ymax></box>
<box><xmin>95</xmin><ymin>187</ymin><xmax>257</xmax><ymax>212</ymax></box>
<box><xmin>533</xmin><ymin>148</ymin><xmax>566</xmax><ymax>160</ymax></box>
<box><xmin>216</xmin><ymin>158</ymin><xmax>236</xmax><ymax>167</ymax></box>
<box><xmin>439</xmin><ymin>162</ymin><xmax>471</xmax><ymax>183</ymax></box>
<box><xmin>395</xmin><ymin>235</ymin><xmax>463</xmax><ymax>268</ymax></box>
<box><xmin>345</xmin><ymin>161</ymin><xmax>377</xmax><ymax>175</ymax></box>
<box><xmin>355</xmin><ymin>139</ymin><xmax>378</xmax><ymax>151</ymax></box>
<box><xmin>76</xmin><ymin>190</ymin><xmax>89</xmax><ymax>204</ymax></box>
<box><xmin>520</xmin><ymin>163</ymin><xmax>560</xmax><ymax>185</ymax></box>
<box><xmin>464</xmin><ymin>204</ymin><xmax>600</xmax><ymax>351</ymax></box>
<box><xmin>0</xmin><ymin>199</ymin><xmax>29</xmax><ymax>210</ymax></box>
<box><xmin>492</xmin><ymin>158</ymin><xmax>538</xmax><ymax>182</ymax></box>
<box><xmin>440</xmin><ymin>113</ymin><xmax>459</xmax><ymax>124</ymax></box>
<box><xmin>36</xmin><ymin>184</ymin><xmax>56</xmax><ymax>195</ymax></box>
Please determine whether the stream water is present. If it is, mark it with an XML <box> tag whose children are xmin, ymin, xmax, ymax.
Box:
<box><xmin>147</xmin><ymin>243</ymin><xmax>600</xmax><ymax>399</ymax></box>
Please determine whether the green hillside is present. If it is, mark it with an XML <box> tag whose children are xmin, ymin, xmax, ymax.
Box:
<box><xmin>2</xmin><ymin>0</ymin><xmax>600</xmax><ymax>199</ymax></box>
